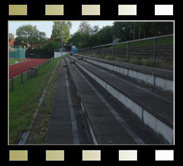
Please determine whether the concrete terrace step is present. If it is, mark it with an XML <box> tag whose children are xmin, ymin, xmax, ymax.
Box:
<box><xmin>79</xmin><ymin>55</ymin><xmax>173</xmax><ymax>92</ymax></box>
<box><xmin>46</xmin><ymin>59</ymin><xmax>73</xmax><ymax>144</ymax></box>
<box><xmin>65</xmin><ymin>57</ymin><xmax>140</xmax><ymax>144</ymax></box>
<box><xmin>70</xmin><ymin>56</ymin><xmax>173</xmax><ymax>144</ymax></box>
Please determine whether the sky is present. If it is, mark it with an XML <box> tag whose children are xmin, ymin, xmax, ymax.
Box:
<box><xmin>8</xmin><ymin>21</ymin><xmax>114</xmax><ymax>38</ymax></box>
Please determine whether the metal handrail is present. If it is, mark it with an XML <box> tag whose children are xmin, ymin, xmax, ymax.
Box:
<box><xmin>79</xmin><ymin>34</ymin><xmax>173</xmax><ymax>50</ymax></box>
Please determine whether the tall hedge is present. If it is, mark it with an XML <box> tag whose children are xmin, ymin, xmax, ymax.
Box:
<box><xmin>26</xmin><ymin>41</ymin><xmax>60</xmax><ymax>58</ymax></box>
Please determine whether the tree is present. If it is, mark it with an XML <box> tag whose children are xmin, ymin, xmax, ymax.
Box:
<box><xmin>43</xmin><ymin>40</ymin><xmax>60</xmax><ymax>57</ymax></box>
<box><xmin>78</xmin><ymin>22</ymin><xmax>92</xmax><ymax>34</ymax></box>
<box><xmin>113</xmin><ymin>22</ymin><xmax>173</xmax><ymax>42</ymax></box>
<box><xmin>147</xmin><ymin>22</ymin><xmax>173</xmax><ymax>36</ymax></box>
<box><xmin>14</xmin><ymin>24</ymin><xmax>46</xmax><ymax>49</ymax></box>
<box><xmin>26</xmin><ymin>40</ymin><xmax>60</xmax><ymax>58</ymax></box>
<box><xmin>68</xmin><ymin>32</ymin><xmax>90</xmax><ymax>48</ymax></box>
<box><xmin>51</xmin><ymin>21</ymin><xmax>72</xmax><ymax>45</ymax></box>
<box><xmin>9</xmin><ymin>33</ymin><xmax>14</xmax><ymax>40</ymax></box>
<box><xmin>69</xmin><ymin>25</ymin><xmax>114</xmax><ymax>48</ymax></box>
<box><xmin>113</xmin><ymin>22</ymin><xmax>134</xmax><ymax>42</ymax></box>
<box><xmin>89</xmin><ymin>26</ymin><xmax>114</xmax><ymax>46</ymax></box>
<box><xmin>91</xmin><ymin>25</ymin><xmax>100</xmax><ymax>35</ymax></box>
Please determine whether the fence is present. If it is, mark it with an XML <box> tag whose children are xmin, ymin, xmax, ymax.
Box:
<box><xmin>9</xmin><ymin>46</ymin><xmax>25</xmax><ymax>59</ymax></box>
<box><xmin>9</xmin><ymin>58</ymin><xmax>53</xmax><ymax>91</ymax></box>
<box><xmin>54</xmin><ymin>51</ymin><xmax>70</xmax><ymax>58</ymax></box>
<box><xmin>78</xmin><ymin>34</ymin><xmax>173</xmax><ymax>63</ymax></box>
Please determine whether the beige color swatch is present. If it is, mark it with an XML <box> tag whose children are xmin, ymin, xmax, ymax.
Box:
<box><xmin>45</xmin><ymin>5</ymin><xmax>64</xmax><ymax>15</ymax></box>
<box><xmin>46</xmin><ymin>150</ymin><xmax>64</xmax><ymax>161</ymax></box>
<box><xmin>82</xmin><ymin>150</ymin><xmax>101</xmax><ymax>161</ymax></box>
<box><xmin>118</xmin><ymin>5</ymin><xmax>137</xmax><ymax>15</ymax></box>
<box><xmin>82</xmin><ymin>5</ymin><xmax>100</xmax><ymax>15</ymax></box>
<box><xmin>119</xmin><ymin>150</ymin><xmax>137</xmax><ymax>161</ymax></box>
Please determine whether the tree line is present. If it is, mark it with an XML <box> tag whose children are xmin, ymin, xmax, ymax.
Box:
<box><xmin>68</xmin><ymin>22</ymin><xmax>173</xmax><ymax>48</ymax></box>
<box><xmin>9</xmin><ymin>21</ymin><xmax>173</xmax><ymax>58</ymax></box>
<box><xmin>10</xmin><ymin>22</ymin><xmax>72</xmax><ymax>58</ymax></box>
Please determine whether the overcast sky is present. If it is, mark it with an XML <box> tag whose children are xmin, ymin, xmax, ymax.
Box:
<box><xmin>9</xmin><ymin>21</ymin><xmax>114</xmax><ymax>38</ymax></box>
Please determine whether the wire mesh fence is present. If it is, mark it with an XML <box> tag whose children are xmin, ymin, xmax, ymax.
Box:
<box><xmin>9</xmin><ymin>46</ymin><xmax>26</xmax><ymax>59</ymax></box>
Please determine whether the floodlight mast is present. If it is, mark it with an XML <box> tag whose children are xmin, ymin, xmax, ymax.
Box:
<box><xmin>61</xmin><ymin>22</ymin><xmax>63</xmax><ymax>57</ymax></box>
<box><xmin>56</xmin><ymin>22</ymin><xmax>63</xmax><ymax>58</ymax></box>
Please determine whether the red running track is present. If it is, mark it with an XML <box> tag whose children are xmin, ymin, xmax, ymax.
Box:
<box><xmin>9</xmin><ymin>58</ymin><xmax>48</xmax><ymax>79</ymax></box>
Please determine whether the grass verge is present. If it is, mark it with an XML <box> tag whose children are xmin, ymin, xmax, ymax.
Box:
<box><xmin>25</xmin><ymin>60</ymin><xmax>61</xmax><ymax>144</ymax></box>
<box><xmin>9</xmin><ymin>59</ymin><xmax>25</xmax><ymax>64</ymax></box>
<box><xmin>106</xmin><ymin>36</ymin><xmax>173</xmax><ymax>49</ymax></box>
<box><xmin>9</xmin><ymin>55</ymin><xmax>68</xmax><ymax>144</ymax></box>
<box><xmin>88</xmin><ymin>54</ymin><xmax>173</xmax><ymax>70</ymax></box>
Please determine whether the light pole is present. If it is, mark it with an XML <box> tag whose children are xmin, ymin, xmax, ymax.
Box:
<box><xmin>61</xmin><ymin>22</ymin><xmax>63</xmax><ymax>57</ymax></box>
<box><xmin>133</xmin><ymin>22</ymin><xmax>136</xmax><ymax>40</ymax></box>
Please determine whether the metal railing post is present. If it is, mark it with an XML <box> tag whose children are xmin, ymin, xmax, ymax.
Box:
<box><xmin>104</xmin><ymin>46</ymin><xmax>105</xmax><ymax>57</ymax></box>
<box><xmin>153</xmin><ymin>37</ymin><xmax>157</xmax><ymax>63</ymax></box>
<box><xmin>127</xmin><ymin>42</ymin><xmax>130</xmax><ymax>61</ymax></box>
<box><xmin>27</xmin><ymin>70</ymin><xmax>30</xmax><ymax>79</ymax></box>
<box><xmin>11</xmin><ymin>78</ymin><xmax>14</xmax><ymax>90</ymax></box>
<box><xmin>112</xmin><ymin>45</ymin><xmax>114</xmax><ymax>59</ymax></box>
<box><xmin>21</xmin><ymin>73</ymin><xmax>23</xmax><ymax>84</ymax></box>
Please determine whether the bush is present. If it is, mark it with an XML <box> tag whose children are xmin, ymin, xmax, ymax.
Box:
<box><xmin>26</xmin><ymin>41</ymin><xmax>60</xmax><ymax>58</ymax></box>
<box><xmin>142</xmin><ymin>59</ymin><xmax>155</xmax><ymax>67</ymax></box>
<box><xmin>129</xmin><ymin>57</ymin><xmax>143</xmax><ymax>65</ymax></box>
<box><xmin>105</xmin><ymin>55</ymin><xmax>114</xmax><ymax>60</ymax></box>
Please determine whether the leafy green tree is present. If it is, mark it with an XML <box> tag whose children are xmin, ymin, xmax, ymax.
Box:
<box><xmin>147</xmin><ymin>22</ymin><xmax>173</xmax><ymax>36</ymax></box>
<box><xmin>14</xmin><ymin>24</ymin><xmax>46</xmax><ymax>49</ymax></box>
<box><xmin>96</xmin><ymin>26</ymin><xmax>114</xmax><ymax>44</ymax></box>
<box><xmin>51</xmin><ymin>21</ymin><xmax>72</xmax><ymax>44</ymax></box>
<box><xmin>78</xmin><ymin>22</ymin><xmax>92</xmax><ymax>34</ymax></box>
<box><xmin>113</xmin><ymin>22</ymin><xmax>134</xmax><ymax>42</ymax></box>
<box><xmin>69</xmin><ymin>22</ymin><xmax>173</xmax><ymax>49</ymax></box>
<box><xmin>91</xmin><ymin>25</ymin><xmax>100</xmax><ymax>35</ymax></box>
<box><xmin>43</xmin><ymin>40</ymin><xmax>60</xmax><ymax>57</ymax></box>
<box><xmin>26</xmin><ymin>40</ymin><xmax>60</xmax><ymax>58</ymax></box>
<box><xmin>9</xmin><ymin>33</ymin><xmax>14</xmax><ymax>41</ymax></box>
<box><xmin>113</xmin><ymin>22</ymin><xmax>173</xmax><ymax>41</ymax></box>
<box><xmin>69</xmin><ymin>32</ymin><xmax>90</xmax><ymax>48</ymax></box>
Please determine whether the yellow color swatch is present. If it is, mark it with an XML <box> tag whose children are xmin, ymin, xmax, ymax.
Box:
<box><xmin>82</xmin><ymin>5</ymin><xmax>100</xmax><ymax>15</ymax></box>
<box><xmin>82</xmin><ymin>150</ymin><xmax>101</xmax><ymax>161</ymax></box>
<box><xmin>46</xmin><ymin>150</ymin><xmax>64</xmax><ymax>161</ymax></box>
<box><xmin>45</xmin><ymin>5</ymin><xmax>64</xmax><ymax>15</ymax></box>
<box><xmin>9</xmin><ymin>150</ymin><xmax>28</xmax><ymax>161</ymax></box>
<box><xmin>9</xmin><ymin>5</ymin><xmax>27</xmax><ymax>16</ymax></box>
<box><xmin>119</xmin><ymin>150</ymin><xmax>137</xmax><ymax>161</ymax></box>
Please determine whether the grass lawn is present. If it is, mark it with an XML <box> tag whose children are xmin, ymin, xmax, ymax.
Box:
<box><xmin>9</xmin><ymin>59</ymin><xmax>25</xmax><ymax>64</ymax></box>
<box><xmin>25</xmin><ymin>60</ymin><xmax>62</xmax><ymax>144</ymax></box>
<box><xmin>9</xmin><ymin>54</ymin><xmax>69</xmax><ymax>144</ymax></box>
<box><xmin>106</xmin><ymin>36</ymin><xmax>173</xmax><ymax>49</ymax></box>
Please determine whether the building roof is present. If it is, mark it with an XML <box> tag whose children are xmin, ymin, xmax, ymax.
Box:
<box><xmin>9</xmin><ymin>38</ymin><xmax>15</xmax><ymax>46</ymax></box>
